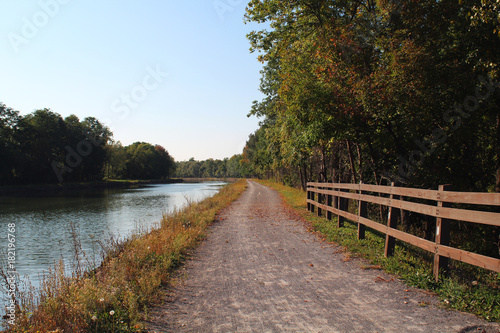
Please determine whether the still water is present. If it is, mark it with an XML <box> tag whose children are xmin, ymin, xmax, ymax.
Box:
<box><xmin>0</xmin><ymin>181</ymin><xmax>226</xmax><ymax>288</ymax></box>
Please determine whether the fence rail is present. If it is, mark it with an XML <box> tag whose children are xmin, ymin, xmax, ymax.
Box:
<box><xmin>306</xmin><ymin>182</ymin><xmax>500</xmax><ymax>281</ymax></box>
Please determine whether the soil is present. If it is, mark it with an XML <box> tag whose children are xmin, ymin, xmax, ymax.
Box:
<box><xmin>147</xmin><ymin>180</ymin><xmax>500</xmax><ymax>333</ymax></box>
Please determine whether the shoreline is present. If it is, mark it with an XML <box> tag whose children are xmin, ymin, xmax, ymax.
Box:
<box><xmin>181</xmin><ymin>177</ymin><xmax>240</xmax><ymax>183</ymax></box>
<box><xmin>0</xmin><ymin>178</ymin><xmax>241</xmax><ymax>197</ymax></box>
<box><xmin>0</xmin><ymin>179</ymin><xmax>184</xmax><ymax>197</ymax></box>
<box><xmin>1</xmin><ymin>180</ymin><xmax>248</xmax><ymax>331</ymax></box>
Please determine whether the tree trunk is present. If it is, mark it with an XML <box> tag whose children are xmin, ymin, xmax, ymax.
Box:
<box><xmin>346</xmin><ymin>140</ymin><xmax>358</xmax><ymax>184</ymax></box>
<box><xmin>356</xmin><ymin>143</ymin><xmax>363</xmax><ymax>183</ymax></box>
<box><xmin>299</xmin><ymin>164</ymin><xmax>307</xmax><ymax>191</ymax></box>
<box><xmin>496</xmin><ymin>113</ymin><xmax>500</xmax><ymax>193</ymax></box>
<box><xmin>365</xmin><ymin>139</ymin><xmax>382</xmax><ymax>185</ymax></box>
<box><xmin>319</xmin><ymin>146</ymin><xmax>328</xmax><ymax>182</ymax></box>
<box><xmin>495</xmin><ymin>101</ymin><xmax>500</xmax><ymax>256</ymax></box>
<box><xmin>331</xmin><ymin>142</ymin><xmax>340</xmax><ymax>183</ymax></box>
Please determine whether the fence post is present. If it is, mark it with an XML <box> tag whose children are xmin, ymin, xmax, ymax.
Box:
<box><xmin>337</xmin><ymin>188</ymin><xmax>343</xmax><ymax>227</ymax></box>
<box><xmin>333</xmin><ymin>188</ymin><xmax>338</xmax><ymax>211</ymax></box>
<box><xmin>358</xmin><ymin>182</ymin><xmax>367</xmax><ymax>240</ymax></box>
<box><xmin>385</xmin><ymin>182</ymin><xmax>400</xmax><ymax>257</ymax></box>
<box><xmin>433</xmin><ymin>184</ymin><xmax>452</xmax><ymax>282</ymax></box>
<box><xmin>338</xmin><ymin>188</ymin><xmax>349</xmax><ymax>228</ymax></box>
<box><xmin>317</xmin><ymin>185</ymin><xmax>323</xmax><ymax>217</ymax></box>
<box><xmin>310</xmin><ymin>187</ymin><xmax>315</xmax><ymax>214</ymax></box>
<box><xmin>327</xmin><ymin>185</ymin><xmax>333</xmax><ymax>221</ymax></box>
<box><xmin>307</xmin><ymin>186</ymin><xmax>311</xmax><ymax>212</ymax></box>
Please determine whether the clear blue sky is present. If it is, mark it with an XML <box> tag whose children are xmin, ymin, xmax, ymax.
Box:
<box><xmin>0</xmin><ymin>1</ymin><xmax>264</xmax><ymax>161</ymax></box>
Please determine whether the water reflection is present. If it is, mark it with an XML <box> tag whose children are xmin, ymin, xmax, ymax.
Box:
<box><xmin>0</xmin><ymin>181</ymin><xmax>225</xmax><ymax>287</ymax></box>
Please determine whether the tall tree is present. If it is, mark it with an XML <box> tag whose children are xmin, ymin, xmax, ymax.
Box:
<box><xmin>0</xmin><ymin>104</ymin><xmax>20</xmax><ymax>184</ymax></box>
<box><xmin>245</xmin><ymin>0</ymin><xmax>500</xmax><ymax>191</ymax></box>
<box><xmin>16</xmin><ymin>109</ymin><xmax>67</xmax><ymax>184</ymax></box>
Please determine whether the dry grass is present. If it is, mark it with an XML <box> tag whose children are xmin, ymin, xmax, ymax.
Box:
<box><xmin>2</xmin><ymin>179</ymin><xmax>247</xmax><ymax>332</ymax></box>
<box><xmin>257</xmin><ymin>179</ymin><xmax>500</xmax><ymax>322</ymax></box>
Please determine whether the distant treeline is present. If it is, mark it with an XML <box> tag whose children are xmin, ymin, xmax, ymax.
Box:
<box><xmin>241</xmin><ymin>0</ymin><xmax>500</xmax><ymax>192</ymax></box>
<box><xmin>0</xmin><ymin>104</ymin><xmax>175</xmax><ymax>185</ymax></box>
<box><xmin>175</xmin><ymin>156</ymin><xmax>250</xmax><ymax>179</ymax></box>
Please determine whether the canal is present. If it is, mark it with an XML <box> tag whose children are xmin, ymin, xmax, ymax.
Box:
<box><xmin>0</xmin><ymin>181</ymin><xmax>226</xmax><ymax>291</ymax></box>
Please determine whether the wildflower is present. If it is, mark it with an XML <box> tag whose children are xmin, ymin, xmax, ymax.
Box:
<box><xmin>109</xmin><ymin>310</ymin><xmax>115</xmax><ymax>316</ymax></box>
<box><xmin>91</xmin><ymin>315</ymin><xmax>97</xmax><ymax>321</ymax></box>
<box><xmin>472</xmin><ymin>281</ymin><xmax>478</xmax><ymax>286</ymax></box>
<box><xmin>99</xmin><ymin>298</ymin><xmax>104</xmax><ymax>302</ymax></box>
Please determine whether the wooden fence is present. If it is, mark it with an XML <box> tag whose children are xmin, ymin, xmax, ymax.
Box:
<box><xmin>306</xmin><ymin>182</ymin><xmax>500</xmax><ymax>281</ymax></box>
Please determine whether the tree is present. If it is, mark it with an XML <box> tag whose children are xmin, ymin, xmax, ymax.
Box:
<box><xmin>105</xmin><ymin>142</ymin><xmax>127</xmax><ymax>179</ymax></box>
<box><xmin>122</xmin><ymin>142</ymin><xmax>175</xmax><ymax>180</ymax></box>
<box><xmin>0</xmin><ymin>103</ymin><xmax>20</xmax><ymax>184</ymax></box>
<box><xmin>153</xmin><ymin>145</ymin><xmax>175</xmax><ymax>179</ymax></box>
<box><xmin>245</xmin><ymin>0</ymin><xmax>500</xmax><ymax>192</ymax></box>
<box><xmin>15</xmin><ymin>109</ymin><xmax>67</xmax><ymax>184</ymax></box>
<box><xmin>0</xmin><ymin>102</ymin><xmax>177</xmax><ymax>184</ymax></box>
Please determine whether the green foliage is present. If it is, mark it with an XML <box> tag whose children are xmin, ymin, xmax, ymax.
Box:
<box><xmin>0</xmin><ymin>103</ymin><xmax>176</xmax><ymax>185</ymax></box>
<box><xmin>0</xmin><ymin>104</ymin><xmax>20</xmax><ymax>184</ymax></box>
<box><xmin>0</xmin><ymin>106</ymin><xmax>113</xmax><ymax>184</ymax></box>
<box><xmin>175</xmin><ymin>155</ymin><xmax>249</xmax><ymax>178</ymax></box>
<box><xmin>110</xmin><ymin>142</ymin><xmax>175</xmax><ymax>180</ymax></box>
<box><xmin>260</xmin><ymin>179</ymin><xmax>500</xmax><ymax>322</ymax></box>
<box><xmin>244</xmin><ymin>0</ymin><xmax>500</xmax><ymax>193</ymax></box>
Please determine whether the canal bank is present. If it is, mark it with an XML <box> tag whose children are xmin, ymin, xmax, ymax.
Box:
<box><xmin>0</xmin><ymin>181</ymin><xmax>228</xmax><ymax>287</ymax></box>
<box><xmin>1</xmin><ymin>180</ymin><xmax>247</xmax><ymax>332</ymax></box>
<box><xmin>0</xmin><ymin>179</ymin><xmax>185</xmax><ymax>197</ymax></box>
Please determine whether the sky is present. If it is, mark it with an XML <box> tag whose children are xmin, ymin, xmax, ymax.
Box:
<box><xmin>0</xmin><ymin>1</ymin><xmax>265</xmax><ymax>161</ymax></box>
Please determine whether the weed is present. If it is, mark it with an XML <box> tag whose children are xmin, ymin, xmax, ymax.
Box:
<box><xmin>1</xmin><ymin>180</ymin><xmax>247</xmax><ymax>332</ymax></box>
<box><xmin>257</xmin><ymin>179</ymin><xmax>500</xmax><ymax>322</ymax></box>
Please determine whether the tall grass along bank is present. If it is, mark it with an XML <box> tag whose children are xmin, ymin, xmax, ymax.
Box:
<box><xmin>1</xmin><ymin>179</ymin><xmax>247</xmax><ymax>332</ymax></box>
<box><xmin>257</xmin><ymin>179</ymin><xmax>500</xmax><ymax>322</ymax></box>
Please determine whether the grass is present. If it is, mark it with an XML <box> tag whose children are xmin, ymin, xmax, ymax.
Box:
<box><xmin>257</xmin><ymin>179</ymin><xmax>500</xmax><ymax>322</ymax></box>
<box><xmin>1</xmin><ymin>179</ymin><xmax>247</xmax><ymax>332</ymax></box>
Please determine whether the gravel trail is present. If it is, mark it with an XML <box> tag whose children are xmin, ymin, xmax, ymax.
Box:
<box><xmin>147</xmin><ymin>180</ymin><xmax>499</xmax><ymax>333</ymax></box>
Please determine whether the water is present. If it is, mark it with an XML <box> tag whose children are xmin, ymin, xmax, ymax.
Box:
<box><xmin>0</xmin><ymin>181</ymin><xmax>226</xmax><ymax>290</ymax></box>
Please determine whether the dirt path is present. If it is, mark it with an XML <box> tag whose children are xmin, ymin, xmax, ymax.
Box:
<box><xmin>147</xmin><ymin>180</ymin><xmax>499</xmax><ymax>333</ymax></box>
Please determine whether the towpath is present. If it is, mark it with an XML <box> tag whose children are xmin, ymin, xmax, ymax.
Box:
<box><xmin>147</xmin><ymin>180</ymin><xmax>499</xmax><ymax>333</ymax></box>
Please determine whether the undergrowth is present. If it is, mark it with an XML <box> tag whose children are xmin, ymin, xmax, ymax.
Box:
<box><xmin>257</xmin><ymin>179</ymin><xmax>500</xmax><ymax>322</ymax></box>
<box><xmin>0</xmin><ymin>179</ymin><xmax>247</xmax><ymax>332</ymax></box>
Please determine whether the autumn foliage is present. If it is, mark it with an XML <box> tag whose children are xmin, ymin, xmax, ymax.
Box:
<box><xmin>243</xmin><ymin>0</ymin><xmax>500</xmax><ymax>193</ymax></box>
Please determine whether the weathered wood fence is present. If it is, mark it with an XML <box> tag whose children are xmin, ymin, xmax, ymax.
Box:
<box><xmin>306</xmin><ymin>182</ymin><xmax>500</xmax><ymax>281</ymax></box>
